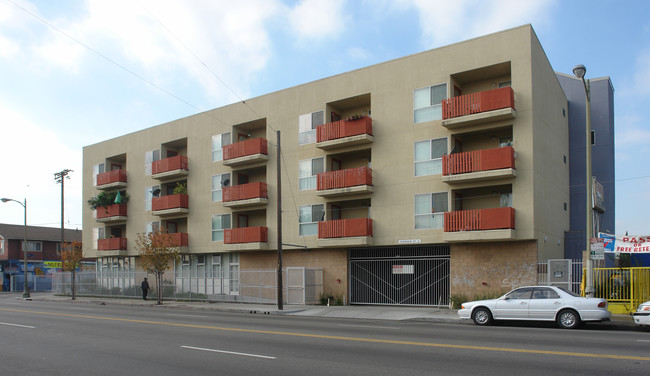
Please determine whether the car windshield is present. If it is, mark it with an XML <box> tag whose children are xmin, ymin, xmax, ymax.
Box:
<box><xmin>557</xmin><ymin>286</ymin><xmax>581</xmax><ymax>297</ymax></box>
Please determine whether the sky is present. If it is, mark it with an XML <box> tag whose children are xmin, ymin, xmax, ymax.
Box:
<box><xmin>0</xmin><ymin>0</ymin><xmax>648</xmax><ymax>235</ymax></box>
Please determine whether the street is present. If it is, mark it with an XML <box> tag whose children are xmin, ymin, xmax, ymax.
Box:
<box><xmin>0</xmin><ymin>297</ymin><xmax>648</xmax><ymax>375</ymax></box>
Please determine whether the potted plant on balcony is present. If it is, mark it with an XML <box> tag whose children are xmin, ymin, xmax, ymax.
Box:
<box><xmin>172</xmin><ymin>182</ymin><xmax>187</xmax><ymax>195</ymax></box>
<box><xmin>88</xmin><ymin>191</ymin><xmax>129</xmax><ymax>212</ymax></box>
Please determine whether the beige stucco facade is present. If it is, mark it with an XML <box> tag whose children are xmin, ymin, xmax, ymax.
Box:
<box><xmin>83</xmin><ymin>25</ymin><xmax>569</xmax><ymax>304</ymax></box>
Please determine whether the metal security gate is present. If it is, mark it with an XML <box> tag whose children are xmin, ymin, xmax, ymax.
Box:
<box><xmin>350</xmin><ymin>245</ymin><xmax>450</xmax><ymax>306</ymax></box>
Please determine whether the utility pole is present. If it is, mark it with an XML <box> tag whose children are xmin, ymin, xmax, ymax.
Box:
<box><xmin>276</xmin><ymin>130</ymin><xmax>283</xmax><ymax>310</ymax></box>
<box><xmin>54</xmin><ymin>169</ymin><xmax>73</xmax><ymax>296</ymax></box>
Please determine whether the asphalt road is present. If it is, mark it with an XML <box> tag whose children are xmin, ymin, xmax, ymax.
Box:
<box><xmin>0</xmin><ymin>298</ymin><xmax>648</xmax><ymax>376</ymax></box>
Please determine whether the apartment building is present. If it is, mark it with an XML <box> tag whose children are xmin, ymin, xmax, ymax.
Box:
<box><xmin>83</xmin><ymin>25</ymin><xmax>571</xmax><ymax>305</ymax></box>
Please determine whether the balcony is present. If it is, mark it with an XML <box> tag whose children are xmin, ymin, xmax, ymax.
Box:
<box><xmin>317</xmin><ymin>218</ymin><xmax>373</xmax><ymax>247</ymax></box>
<box><xmin>223</xmin><ymin>138</ymin><xmax>269</xmax><ymax>167</ymax></box>
<box><xmin>316</xmin><ymin>116</ymin><xmax>373</xmax><ymax>150</ymax></box>
<box><xmin>96</xmin><ymin>169</ymin><xmax>127</xmax><ymax>190</ymax></box>
<box><xmin>442</xmin><ymin>147</ymin><xmax>516</xmax><ymax>184</ymax></box>
<box><xmin>443</xmin><ymin>207</ymin><xmax>515</xmax><ymax>242</ymax></box>
<box><xmin>98</xmin><ymin>237</ymin><xmax>127</xmax><ymax>256</ymax></box>
<box><xmin>152</xmin><ymin>155</ymin><xmax>189</xmax><ymax>180</ymax></box>
<box><xmin>152</xmin><ymin>194</ymin><xmax>189</xmax><ymax>217</ymax></box>
<box><xmin>441</xmin><ymin>87</ymin><xmax>516</xmax><ymax>129</ymax></box>
<box><xmin>169</xmin><ymin>232</ymin><xmax>189</xmax><ymax>247</ymax></box>
<box><xmin>223</xmin><ymin>226</ymin><xmax>269</xmax><ymax>251</ymax></box>
<box><xmin>222</xmin><ymin>182</ymin><xmax>269</xmax><ymax>208</ymax></box>
<box><xmin>96</xmin><ymin>204</ymin><xmax>127</xmax><ymax>223</ymax></box>
<box><xmin>317</xmin><ymin>167</ymin><xmax>373</xmax><ymax>197</ymax></box>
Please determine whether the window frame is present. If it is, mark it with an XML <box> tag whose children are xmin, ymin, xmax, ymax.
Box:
<box><xmin>299</xmin><ymin>204</ymin><xmax>325</xmax><ymax>236</ymax></box>
<box><xmin>93</xmin><ymin>163</ymin><xmax>105</xmax><ymax>186</ymax></box>
<box><xmin>414</xmin><ymin>137</ymin><xmax>447</xmax><ymax>176</ymax></box>
<box><xmin>414</xmin><ymin>192</ymin><xmax>448</xmax><ymax>229</ymax></box>
<box><xmin>413</xmin><ymin>83</ymin><xmax>447</xmax><ymax>123</ymax></box>
<box><xmin>212</xmin><ymin>173</ymin><xmax>231</xmax><ymax>202</ymax></box>
<box><xmin>212</xmin><ymin>132</ymin><xmax>231</xmax><ymax>162</ymax></box>
<box><xmin>145</xmin><ymin>149</ymin><xmax>160</xmax><ymax>176</ymax></box>
<box><xmin>211</xmin><ymin>214</ymin><xmax>231</xmax><ymax>242</ymax></box>
<box><xmin>299</xmin><ymin>157</ymin><xmax>324</xmax><ymax>190</ymax></box>
<box><xmin>299</xmin><ymin>111</ymin><xmax>324</xmax><ymax>145</ymax></box>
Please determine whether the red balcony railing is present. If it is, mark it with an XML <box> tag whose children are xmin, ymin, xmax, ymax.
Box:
<box><xmin>96</xmin><ymin>169</ymin><xmax>127</xmax><ymax>186</ymax></box>
<box><xmin>152</xmin><ymin>155</ymin><xmax>188</xmax><ymax>175</ymax></box>
<box><xmin>318</xmin><ymin>218</ymin><xmax>373</xmax><ymax>239</ymax></box>
<box><xmin>223</xmin><ymin>138</ymin><xmax>268</xmax><ymax>161</ymax></box>
<box><xmin>444</xmin><ymin>207</ymin><xmax>515</xmax><ymax>232</ymax></box>
<box><xmin>96</xmin><ymin>203</ymin><xmax>127</xmax><ymax>219</ymax></box>
<box><xmin>442</xmin><ymin>87</ymin><xmax>514</xmax><ymax>120</ymax></box>
<box><xmin>169</xmin><ymin>232</ymin><xmax>189</xmax><ymax>247</ymax></box>
<box><xmin>98</xmin><ymin>237</ymin><xmax>127</xmax><ymax>251</ymax></box>
<box><xmin>317</xmin><ymin>116</ymin><xmax>372</xmax><ymax>142</ymax></box>
<box><xmin>223</xmin><ymin>182</ymin><xmax>268</xmax><ymax>202</ymax></box>
<box><xmin>317</xmin><ymin>167</ymin><xmax>372</xmax><ymax>190</ymax></box>
<box><xmin>224</xmin><ymin>226</ymin><xmax>268</xmax><ymax>244</ymax></box>
<box><xmin>152</xmin><ymin>194</ymin><xmax>189</xmax><ymax>211</ymax></box>
<box><xmin>443</xmin><ymin>147</ymin><xmax>515</xmax><ymax>175</ymax></box>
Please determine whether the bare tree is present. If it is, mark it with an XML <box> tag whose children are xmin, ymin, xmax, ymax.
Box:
<box><xmin>61</xmin><ymin>241</ymin><xmax>83</xmax><ymax>300</ymax></box>
<box><xmin>135</xmin><ymin>229</ymin><xmax>180</xmax><ymax>305</ymax></box>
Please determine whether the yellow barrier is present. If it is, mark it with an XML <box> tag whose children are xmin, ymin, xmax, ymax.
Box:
<box><xmin>585</xmin><ymin>267</ymin><xmax>650</xmax><ymax>314</ymax></box>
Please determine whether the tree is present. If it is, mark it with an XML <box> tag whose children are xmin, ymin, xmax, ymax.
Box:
<box><xmin>135</xmin><ymin>229</ymin><xmax>180</xmax><ymax>305</ymax></box>
<box><xmin>61</xmin><ymin>241</ymin><xmax>83</xmax><ymax>300</ymax></box>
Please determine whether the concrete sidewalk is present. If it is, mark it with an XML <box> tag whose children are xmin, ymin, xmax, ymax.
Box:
<box><xmin>11</xmin><ymin>292</ymin><xmax>638</xmax><ymax>328</ymax></box>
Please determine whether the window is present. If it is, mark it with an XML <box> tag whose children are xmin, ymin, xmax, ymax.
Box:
<box><xmin>505</xmin><ymin>287</ymin><xmax>533</xmax><ymax>300</ymax></box>
<box><xmin>229</xmin><ymin>253</ymin><xmax>240</xmax><ymax>293</ymax></box>
<box><xmin>415</xmin><ymin>192</ymin><xmax>448</xmax><ymax>229</ymax></box>
<box><xmin>212</xmin><ymin>132</ymin><xmax>231</xmax><ymax>162</ymax></box>
<box><xmin>591</xmin><ymin>130</ymin><xmax>596</xmax><ymax>146</ymax></box>
<box><xmin>145</xmin><ymin>149</ymin><xmax>160</xmax><ymax>176</ymax></box>
<box><xmin>415</xmin><ymin>138</ymin><xmax>447</xmax><ymax>176</ymax></box>
<box><xmin>500</xmin><ymin>193</ymin><xmax>512</xmax><ymax>208</ymax></box>
<box><xmin>212</xmin><ymin>214</ymin><xmax>231</xmax><ymax>241</ymax></box>
<box><xmin>24</xmin><ymin>241</ymin><xmax>42</xmax><ymax>252</ymax></box>
<box><xmin>299</xmin><ymin>204</ymin><xmax>324</xmax><ymax>236</ymax></box>
<box><xmin>145</xmin><ymin>221</ymin><xmax>160</xmax><ymax>234</ymax></box>
<box><xmin>93</xmin><ymin>163</ymin><xmax>105</xmax><ymax>186</ymax></box>
<box><xmin>145</xmin><ymin>185</ymin><xmax>160</xmax><ymax>211</ymax></box>
<box><xmin>93</xmin><ymin>228</ymin><xmax>105</xmax><ymax>249</ymax></box>
<box><xmin>212</xmin><ymin>173</ymin><xmax>231</xmax><ymax>202</ymax></box>
<box><xmin>299</xmin><ymin>157</ymin><xmax>324</xmax><ymax>190</ymax></box>
<box><xmin>299</xmin><ymin>111</ymin><xmax>324</xmax><ymax>145</ymax></box>
<box><xmin>414</xmin><ymin>83</ymin><xmax>447</xmax><ymax>123</ymax></box>
<box><xmin>212</xmin><ymin>254</ymin><xmax>222</xmax><ymax>278</ymax></box>
<box><xmin>0</xmin><ymin>236</ymin><xmax>5</xmax><ymax>255</ymax></box>
<box><xmin>532</xmin><ymin>287</ymin><xmax>560</xmax><ymax>299</ymax></box>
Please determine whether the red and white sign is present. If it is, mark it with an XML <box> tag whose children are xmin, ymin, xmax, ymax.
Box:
<box><xmin>614</xmin><ymin>236</ymin><xmax>650</xmax><ymax>253</ymax></box>
<box><xmin>392</xmin><ymin>265</ymin><xmax>414</xmax><ymax>274</ymax></box>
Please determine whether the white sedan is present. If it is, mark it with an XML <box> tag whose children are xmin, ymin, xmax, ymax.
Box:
<box><xmin>458</xmin><ymin>286</ymin><xmax>611</xmax><ymax>329</ymax></box>
<box><xmin>632</xmin><ymin>300</ymin><xmax>650</xmax><ymax>326</ymax></box>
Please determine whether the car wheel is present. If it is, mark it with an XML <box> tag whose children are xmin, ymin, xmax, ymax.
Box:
<box><xmin>472</xmin><ymin>307</ymin><xmax>493</xmax><ymax>326</ymax></box>
<box><xmin>556</xmin><ymin>309</ymin><xmax>580</xmax><ymax>329</ymax></box>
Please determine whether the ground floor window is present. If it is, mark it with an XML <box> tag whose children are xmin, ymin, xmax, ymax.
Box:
<box><xmin>96</xmin><ymin>257</ymin><xmax>136</xmax><ymax>294</ymax></box>
<box><xmin>174</xmin><ymin>253</ymin><xmax>240</xmax><ymax>296</ymax></box>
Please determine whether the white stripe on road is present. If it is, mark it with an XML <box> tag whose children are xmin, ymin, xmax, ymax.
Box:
<box><xmin>166</xmin><ymin>313</ymin><xmax>209</xmax><ymax>318</ymax></box>
<box><xmin>181</xmin><ymin>345</ymin><xmax>276</xmax><ymax>359</ymax></box>
<box><xmin>637</xmin><ymin>340</ymin><xmax>650</xmax><ymax>342</ymax></box>
<box><xmin>0</xmin><ymin>322</ymin><xmax>36</xmax><ymax>328</ymax></box>
<box><xmin>338</xmin><ymin>324</ymin><xmax>400</xmax><ymax>330</ymax></box>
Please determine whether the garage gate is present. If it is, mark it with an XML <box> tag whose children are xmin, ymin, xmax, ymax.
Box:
<box><xmin>349</xmin><ymin>245</ymin><xmax>450</xmax><ymax>306</ymax></box>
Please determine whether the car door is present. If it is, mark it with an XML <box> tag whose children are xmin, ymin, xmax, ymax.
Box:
<box><xmin>494</xmin><ymin>287</ymin><xmax>533</xmax><ymax>319</ymax></box>
<box><xmin>528</xmin><ymin>287</ymin><xmax>563</xmax><ymax>320</ymax></box>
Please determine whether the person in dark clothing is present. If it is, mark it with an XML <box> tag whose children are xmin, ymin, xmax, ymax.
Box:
<box><xmin>141</xmin><ymin>277</ymin><xmax>150</xmax><ymax>300</ymax></box>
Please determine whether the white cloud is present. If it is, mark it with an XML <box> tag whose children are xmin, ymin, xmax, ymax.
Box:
<box><xmin>0</xmin><ymin>103</ymin><xmax>82</xmax><ymax>229</ymax></box>
<box><xmin>406</xmin><ymin>0</ymin><xmax>556</xmax><ymax>47</ymax></box>
<box><xmin>288</xmin><ymin>0</ymin><xmax>347</xmax><ymax>41</ymax></box>
<box><xmin>633</xmin><ymin>51</ymin><xmax>650</xmax><ymax>95</ymax></box>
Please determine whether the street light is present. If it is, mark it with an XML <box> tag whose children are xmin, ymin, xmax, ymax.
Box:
<box><xmin>572</xmin><ymin>64</ymin><xmax>594</xmax><ymax>297</ymax></box>
<box><xmin>1</xmin><ymin>197</ymin><xmax>31</xmax><ymax>299</ymax></box>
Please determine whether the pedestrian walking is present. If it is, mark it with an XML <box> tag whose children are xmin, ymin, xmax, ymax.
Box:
<box><xmin>141</xmin><ymin>277</ymin><xmax>150</xmax><ymax>301</ymax></box>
